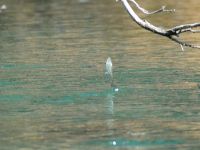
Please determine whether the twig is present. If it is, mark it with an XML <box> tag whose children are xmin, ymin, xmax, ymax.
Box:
<box><xmin>180</xmin><ymin>44</ymin><xmax>184</xmax><ymax>51</ymax></box>
<box><xmin>180</xmin><ymin>28</ymin><xmax>200</xmax><ymax>34</ymax></box>
<box><xmin>128</xmin><ymin>0</ymin><xmax>175</xmax><ymax>15</ymax></box>
<box><xmin>169</xmin><ymin>36</ymin><xmax>200</xmax><ymax>49</ymax></box>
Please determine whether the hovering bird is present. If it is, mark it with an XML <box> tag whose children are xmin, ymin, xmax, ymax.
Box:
<box><xmin>105</xmin><ymin>57</ymin><xmax>113</xmax><ymax>77</ymax></box>
<box><xmin>104</xmin><ymin>57</ymin><xmax>119</xmax><ymax>92</ymax></box>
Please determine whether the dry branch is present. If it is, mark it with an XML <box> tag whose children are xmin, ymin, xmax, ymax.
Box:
<box><xmin>116</xmin><ymin>0</ymin><xmax>200</xmax><ymax>50</ymax></box>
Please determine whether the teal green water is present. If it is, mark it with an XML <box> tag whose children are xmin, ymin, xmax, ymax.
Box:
<box><xmin>1</xmin><ymin>0</ymin><xmax>200</xmax><ymax>149</ymax></box>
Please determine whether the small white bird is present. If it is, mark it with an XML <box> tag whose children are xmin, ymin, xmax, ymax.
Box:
<box><xmin>104</xmin><ymin>57</ymin><xmax>119</xmax><ymax>92</ymax></box>
<box><xmin>105</xmin><ymin>57</ymin><xmax>113</xmax><ymax>78</ymax></box>
<box><xmin>1</xmin><ymin>4</ymin><xmax>7</xmax><ymax>10</ymax></box>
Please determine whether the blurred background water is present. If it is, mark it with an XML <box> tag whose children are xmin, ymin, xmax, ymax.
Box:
<box><xmin>0</xmin><ymin>0</ymin><xmax>200</xmax><ymax>149</ymax></box>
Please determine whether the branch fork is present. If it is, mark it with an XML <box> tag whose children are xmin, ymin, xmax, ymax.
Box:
<box><xmin>117</xmin><ymin>0</ymin><xmax>200</xmax><ymax>50</ymax></box>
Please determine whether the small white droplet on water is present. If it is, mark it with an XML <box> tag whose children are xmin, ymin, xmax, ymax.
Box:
<box><xmin>114</xmin><ymin>88</ymin><xmax>119</xmax><ymax>92</ymax></box>
<box><xmin>112</xmin><ymin>141</ymin><xmax>117</xmax><ymax>146</ymax></box>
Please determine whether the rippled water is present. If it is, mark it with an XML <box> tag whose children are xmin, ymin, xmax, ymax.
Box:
<box><xmin>0</xmin><ymin>0</ymin><xmax>200</xmax><ymax>149</ymax></box>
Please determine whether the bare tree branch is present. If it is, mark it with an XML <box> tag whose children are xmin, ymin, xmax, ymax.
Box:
<box><xmin>116</xmin><ymin>0</ymin><xmax>200</xmax><ymax>49</ymax></box>
<box><xmin>167</xmin><ymin>23</ymin><xmax>200</xmax><ymax>35</ymax></box>
<box><xmin>169</xmin><ymin>36</ymin><xmax>200</xmax><ymax>49</ymax></box>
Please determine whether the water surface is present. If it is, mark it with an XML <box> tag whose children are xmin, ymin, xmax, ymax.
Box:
<box><xmin>0</xmin><ymin>0</ymin><xmax>200</xmax><ymax>149</ymax></box>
